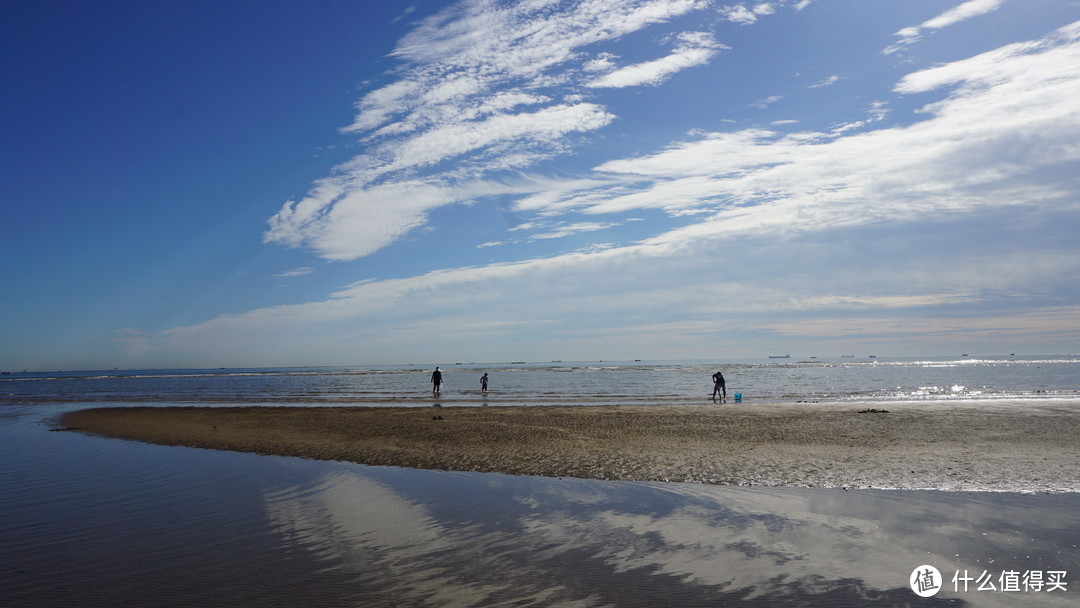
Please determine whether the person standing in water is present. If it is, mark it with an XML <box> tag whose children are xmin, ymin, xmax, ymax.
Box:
<box><xmin>480</xmin><ymin>372</ymin><xmax>489</xmax><ymax>392</ymax></box>
<box><xmin>431</xmin><ymin>367</ymin><xmax>443</xmax><ymax>394</ymax></box>
<box><xmin>711</xmin><ymin>370</ymin><xmax>726</xmax><ymax>403</ymax></box>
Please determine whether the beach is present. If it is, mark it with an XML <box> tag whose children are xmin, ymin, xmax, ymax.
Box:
<box><xmin>61</xmin><ymin>401</ymin><xmax>1080</xmax><ymax>492</ymax></box>
<box><xmin>11</xmin><ymin>360</ymin><xmax>1079</xmax><ymax>605</ymax></box>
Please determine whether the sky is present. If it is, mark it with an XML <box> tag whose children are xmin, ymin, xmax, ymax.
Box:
<box><xmin>3</xmin><ymin>0</ymin><xmax>1079</xmax><ymax>370</ymax></box>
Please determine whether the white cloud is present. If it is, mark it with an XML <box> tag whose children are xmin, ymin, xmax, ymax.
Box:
<box><xmin>753</xmin><ymin>3</ymin><xmax>776</xmax><ymax>16</ymax></box>
<box><xmin>385</xmin><ymin>103</ymin><xmax>615</xmax><ymax>172</ymax></box>
<box><xmin>829</xmin><ymin>101</ymin><xmax>888</xmax><ymax>134</ymax></box>
<box><xmin>343</xmin><ymin>79</ymin><xmax>425</xmax><ymax>135</ymax></box>
<box><xmin>749</xmin><ymin>95</ymin><xmax>782</xmax><ymax>109</ymax></box>
<box><xmin>719</xmin><ymin>2</ymin><xmax>777</xmax><ymax>25</ymax></box>
<box><xmin>222</xmin><ymin>8</ymin><xmax>1080</xmax><ymax>365</ymax></box>
<box><xmin>266</xmin><ymin>180</ymin><xmax>455</xmax><ymax>261</ymax></box>
<box><xmin>391</xmin><ymin>4</ymin><xmax>417</xmax><ymax>24</ymax></box>
<box><xmin>921</xmin><ymin>0</ymin><xmax>1006</xmax><ymax>30</ymax></box>
<box><xmin>809</xmin><ymin>74</ymin><xmax>840</xmax><ymax>88</ymax></box>
<box><xmin>267</xmin><ymin>0</ymin><xmax>712</xmax><ymax>262</ymax></box>
<box><xmin>274</xmin><ymin>267</ymin><xmax>314</xmax><ymax>278</ymax></box>
<box><xmin>719</xmin><ymin>5</ymin><xmax>758</xmax><ymax>25</ymax></box>
<box><xmin>349</xmin><ymin>0</ymin><xmax>709</xmax><ymax>135</ymax></box>
<box><xmin>587</xmin><ymin>32</ymin><xmax>728</xmax><ymax>88</ymax></box>
<box><xmin>145</xmin><ymin>229</ymin><xmax>1080</xmax><ymax>364</ymax></box>
<box><xmin>583</xmin><ymin>52</ymin><xmax>619</xmax><ymax>73</ymax></box>
<box><xmin>765</xmin><ymin>306</ymin><xmax>1080</xmax><ymax>341</ymax></box>
<box><xmin>884</xmin><ymin>0</ymin><xmax>1006</xmax><ymax>54</ymax></box>
<box><xmin>519</xmin><ymin>21</ymin><xmax>1080</xmax><ymax>243</ymax></box>
<box><xmin>526</xmin><ymin>220</ymin><xmax>631</xmax><ymax>240</ymax></box>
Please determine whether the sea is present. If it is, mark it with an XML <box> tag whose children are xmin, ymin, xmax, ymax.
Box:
<box><xmin>2</xmin><ymin>355</ymin><xmax>1078</xmax><ymax>607</ymax></box>
<box><xmin>4</xmin><ymin>354</ymin><xmax>1079</xmax><ymax>407</ymax></box>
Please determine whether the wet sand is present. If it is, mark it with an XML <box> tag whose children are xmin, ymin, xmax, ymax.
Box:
<box><xmin>60</xmin><ymin>402</ymin><xmax>1080</xmax><ymax>492</ymax></box>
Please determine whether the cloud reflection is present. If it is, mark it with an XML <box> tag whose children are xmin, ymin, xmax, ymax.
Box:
<box><xmin>265</xmin><ymin>465</ymin><xmax>1079</xmax><ymax>606</ymax></box>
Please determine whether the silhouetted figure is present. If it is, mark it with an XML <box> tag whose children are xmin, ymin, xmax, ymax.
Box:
<box><xmin>480</xmin><ymin>372</ymin><xmax>489</xmax><ymax>392</ymax></box>
<box><xmin>431</xmin><ymin>367</ymin><xmax>443</xmax><ymax>394</ymax></box>
<box><xmin>712</xmin><ymin>370</ymin><xmax>726</xmax><ymax>403</ymax></box>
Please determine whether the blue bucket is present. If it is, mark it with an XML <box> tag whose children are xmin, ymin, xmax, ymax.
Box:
<box><xmin>734</xmin><ymin>393</ymin><xmax>742</xmax><ymax>402</ymax></box>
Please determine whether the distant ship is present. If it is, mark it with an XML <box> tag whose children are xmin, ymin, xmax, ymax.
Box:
<box><xmin>768</xmin><ymin>355</ymin><xmax>791</xmax><ymax>359</ymax></box>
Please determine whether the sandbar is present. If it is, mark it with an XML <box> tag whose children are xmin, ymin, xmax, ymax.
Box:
<box><xmin>60</xmin><ymin>402</ymin><xmax>1080</xmax><ymax>492</ymax></box>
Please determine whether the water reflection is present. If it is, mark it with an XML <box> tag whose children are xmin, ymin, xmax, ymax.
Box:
<box><xmin>2</xmin><ymin>408</ymin><xmax>1076</xmax><ymax>607</ymax></box>
<box><xmin>266</xmin><ymin>465</ymin><xmax>1079</xmax><ymax>607</ymax></box>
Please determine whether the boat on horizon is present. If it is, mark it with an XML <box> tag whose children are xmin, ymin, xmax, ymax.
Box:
<box><xmin>768</xmin><ymin>355</ymin><xmax>791</xmax><ymax>359</ymax></box>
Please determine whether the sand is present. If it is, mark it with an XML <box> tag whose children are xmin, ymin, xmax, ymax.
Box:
<box><xmin>59</xmin><ymin>402</ymin><xmax>1080</xmax><ymax>492</ymax></box>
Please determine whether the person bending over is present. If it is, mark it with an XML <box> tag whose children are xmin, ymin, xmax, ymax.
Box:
<box><xmin>711</xmin><ymin>370</ymin><xmax>726</xmax><ymax>403</ymax></box>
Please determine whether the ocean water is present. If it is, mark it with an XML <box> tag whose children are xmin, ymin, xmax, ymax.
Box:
<box><xmin>3</xmin><ymin>355</ymin><xmax>1079</xmax><ymax>408</ymax></box>
<box><xmin>2</xmin><ymin>356</ymin><xmax>1078</xmax><ymax>607</ymax></box>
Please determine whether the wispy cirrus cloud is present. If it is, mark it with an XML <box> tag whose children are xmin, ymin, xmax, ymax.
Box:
<box><xmin>884</xmin><ymin>0</ymin><xmax>1006</xmax><ymax>55</ymax></box>
<box><xmin>157</xmin><ymin>20</ymin><xmax>1080</xmax><ymax>365</ymax></box>
<box><xmin>809</xmin><ymin>74</ymin><xmax>839</xmax><ymax>88</ymax></box>
<box><xmin>749</xmin><ymin>94</ymin><xmax>783</xmax><ymax>109</ymax></box>
<box><xmin>264</xmin><ymin>0</ymin><xmax>714</xmax><ymax>261</ymax></box>
<box><xmin>391</xmin><ymin>4</ymin><xmax>417</xmax><ymax>25</ymax></box>
<box><xmin>512</xmin><ymin>20</ymin><xmax>1080</xmax><ymax>238</ymax></box>
<box><xmin>274</xmin><ymin>267</ymin><xmax>315</xmax><ymax>278</ymax></box>
<box><xmin>586</xmin><ymin>31</ymin><xmax>728</xmax><ymax>88</ymax></box>
<box><xmin>515</xmin><ymin>219</ymin><xmax>640</xmax><ymax>241</ymax></box>
<box><xmin>276</xmin><ymin>13</ymin><xmax>1080</xmax><ymax>259</ymax></box>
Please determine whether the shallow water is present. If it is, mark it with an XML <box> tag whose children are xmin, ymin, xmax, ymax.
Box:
<box><xmin>1</xmin><ymin>405</ymin><xmax>1077</xmax><ymax>607</ymax></box>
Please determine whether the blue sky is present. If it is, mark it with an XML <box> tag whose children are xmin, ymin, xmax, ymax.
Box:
<box><xmin>3</xmin><ymin>0</ymin><xmax>1079</xmax><ymax>370</ymax></box>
